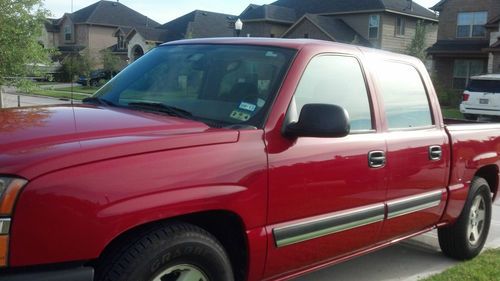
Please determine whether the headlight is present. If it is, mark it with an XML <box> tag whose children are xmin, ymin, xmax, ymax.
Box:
<box><xmin>0</xmin><ymin>177</ymin><xmax>27</xmax><ymax>216</ymax></box>
<box><xmin>0</xmin><ymin>177</ymin><xmax>27</xmax><ymax>267</ymax></box>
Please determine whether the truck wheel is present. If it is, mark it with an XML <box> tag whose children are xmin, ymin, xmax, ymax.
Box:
<box><xmin>97</xmin><ymin>223</ymin><xmax>235</xmax><ymax>281</ymax></box>
<box><xmin>438</xmin><ymin>177</ymin><xmax>492</xmax><ymax>260</ymax></box>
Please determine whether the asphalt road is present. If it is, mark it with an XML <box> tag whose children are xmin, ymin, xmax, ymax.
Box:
<box><xmin>295</xmin><ymin>200</ymin><xmax>500</xmax><ymax>281</ymax></box>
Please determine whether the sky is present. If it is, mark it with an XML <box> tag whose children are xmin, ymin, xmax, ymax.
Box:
<box><xmin>42</xmin><ymin>0</ymin><xmax>442</xmax><ymax>24</ymax></box>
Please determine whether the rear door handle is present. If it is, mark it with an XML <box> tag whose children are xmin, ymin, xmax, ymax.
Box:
<box><xmin>368</xmin><ymin>151</ymin><xmax>386</xmax><ymax>168</ymax></box>
<box><xmin>429</xmin><ymin>145</ymin><xmax>442</xmax><ymax>161</ymax></box>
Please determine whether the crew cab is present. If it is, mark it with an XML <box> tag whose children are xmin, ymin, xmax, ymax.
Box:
<box><xmin>0</xmin><ymin>38</ymin><xmax>499</xmax><ymax>281</ymax></box>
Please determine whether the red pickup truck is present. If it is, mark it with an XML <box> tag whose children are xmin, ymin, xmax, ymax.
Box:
<box><xmin>0</xmin><ymin>38</ymin><xmax>499</xmax><ymax>281</ymax></box>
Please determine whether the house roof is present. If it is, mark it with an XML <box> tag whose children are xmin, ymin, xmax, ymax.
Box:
<box><xmin>44</xmin><ymin>18</ymin><xmax>60</xmax><ymax>32</ymax></box>
<box><xmin>128</xmin><ymin>27</ymin><xmax>169</xmax><ymax>42</ymax></box>
<box><xmin>430</xmin><ymin>0</ymin><xmax>447</xmax><ymax>11</ymax></box>
<box><xmin>240</xmin><ymin>4</ymin><xmax>298</xmax><ymax>23</ymax></box>
<box><xmin>283</xmin><ymin>14</ymin><xmax>371</xmax><ymax>46</ymax></box>
<box><xmin>271</xmin><ymin>0</ymin><xmax>438</xmax><ymax>21</ymax></box>
<box><xmin>427</xmin><ymin>40</ymin><xmax>490</xmax><ymax>55</ymax></box>
<box><xmin>67</xmin><ymin>0</ymin><xmax>160</xmax><ymax>28</ymax></box>
<box><xmin>158</xmin><ymin>10</ymin><xmax>237</xmax><ymax>42</ymax></box>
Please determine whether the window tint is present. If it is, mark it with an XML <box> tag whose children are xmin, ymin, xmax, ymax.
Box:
<box><xmin>377</xmin><ymin>62</ymin><xmax>432</xmax><ymax>129</ymax></box>
<box><xmin>467</xmin><ymin>79</ymin><xmax>500</xmax><ymax>93</ymax></box>
<box><xmin>291</xmin><ymin>55</ymin><xmax>372</xmax><ymax>131</ymax></box>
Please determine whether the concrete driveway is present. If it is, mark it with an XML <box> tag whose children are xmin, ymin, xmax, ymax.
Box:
<box><xmin>295</xmin><ymin>200</ymin><xmax>500</xmax><ymax>281</ymax></box>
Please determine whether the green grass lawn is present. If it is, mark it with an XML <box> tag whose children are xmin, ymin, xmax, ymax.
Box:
<box><xmin>55</xmin><ymin>86</ymin><xmax>98</xmax><ymax>95</ymax></box>
<box><xmin>441</xmin><ymin>107</ymin><xmax>464</xmax><ymax>119</ymax></box>
<box><xmin>422</xmin><ymin>249</ymin><xmax>500</xmax><ymax>281</ymax></box>
<box><xmin>29</xmin><ymin>89</ymin><xmax>88</xmax><ymax>101</ymax></box>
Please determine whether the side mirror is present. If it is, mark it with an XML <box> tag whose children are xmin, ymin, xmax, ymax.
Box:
<box><xmin>284</xmin><ymin>104</ymin><xmax>350</xmax><ymax>138</ymax></box>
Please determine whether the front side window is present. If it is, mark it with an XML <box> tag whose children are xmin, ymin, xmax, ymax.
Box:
<box><xmin>395</xmin><ymin>17</ymin><xmax>406</xmax><ymax>36</ymax></box>
<box><xmin>64</xmin><ymin>25</ymin><xmax>72</xmax><ymax>41</ymax></box>
<box><xmin>289</xmin><ymin>55</ymin><xmax>373</xmax><ymax>131</ymax></box>
<box><xmin>369</xmin><ymin>15</ymin><xmax>380</xmax><ymax>39</ymax></box>
<box><xmin>93</xmin><ymin>45</ymin><xmax>296</xmax><ymax>128</ymax></box>
<box><xmin>457</xmin><ymin>12</ymin><xmax>487</xmax><ymax>38</ymax></box>
<box><xmin>453</xmin><ymin>59</ymin><xmax>485</xmax><ymax>89</ymax></box>
<box><xmin>377</xmin><ymin>61</ymin><xmax>432</xmax><ymax>129</ymax></box>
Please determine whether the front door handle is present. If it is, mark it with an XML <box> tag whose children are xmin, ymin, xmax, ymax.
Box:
<box><xmin>368</xmin><ymin>151</ymin><xmax>386</xmax><ymax>168</ymax></box>
<box><xmin>429</xmin><ymin>145</ymin><xmax>442</xmax><ymax>161</ymax></box>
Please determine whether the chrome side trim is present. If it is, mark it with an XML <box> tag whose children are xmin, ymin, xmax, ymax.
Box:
<box><xmin>387</xmin><ymin>190</ymin><xmax>443</xmax><ymax>219</ymax></box>
<box><xmin>0</xmin><ymin>218</ymin><xmax>11</xmax><ymax>235</ymax></box>
<box><xmin>273</xmin><ymin>204</ymin><xmax>385</xmax><ymax>248</ymax></box>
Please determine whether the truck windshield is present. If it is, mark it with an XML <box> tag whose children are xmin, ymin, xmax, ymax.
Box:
<box><xmin>466</xmin><ymin>79</ymin><xmax>500</xmax><ymax>93</ymax></box>
<box><xmin>92</xmin><ymin>44</ymin><xmax>296</xmax><ymax>128</ymax></box>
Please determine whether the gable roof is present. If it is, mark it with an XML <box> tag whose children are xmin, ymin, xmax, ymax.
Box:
<box><xmin>126</xmin><ymin>27</ymin><xmax>169</xmax><ymax>42</ymax></box>
<box><xmin>271</xmin><ymin>0</ymin><xmax>438</xmax><ymax>21</ymax></box>
<box><xmin>67</xmin><ymin>0</ymin><xmax>160</xmax><ymax>28</ymax></box>
<box><xmin>158</xmin><ymin>10</ymin><xmax>237</xmax><ymax>42</ymax></box>
<box><xmin>240</xmin><ymin>4</ymin><xmax>298</xmax><ymax>23</ymax></box>
<box><xmin>283</xmin><ymin>14</ymin><xmax>371</xmax><ymax>46</ymax></box>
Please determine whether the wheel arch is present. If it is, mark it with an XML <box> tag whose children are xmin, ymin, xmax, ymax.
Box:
<box><xmin>93</xmin><ymin>210</ymin><xmax>249</xmax><ymax>281</ymax></box>
<box><xmin>475</xmin><ymin>164</ymin><xmax>499</xmax><ymax>201</ymax></box>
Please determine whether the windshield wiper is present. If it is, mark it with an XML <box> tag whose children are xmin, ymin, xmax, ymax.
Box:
<box><xmin>82</xmin><ymin>97</ymin><xmax>116</xmax><ymax>106</ymax></box>
<box><xmin>127</xmin><ymin>102</ymin><xmax>193</xmax><ymax>119</ymax></box>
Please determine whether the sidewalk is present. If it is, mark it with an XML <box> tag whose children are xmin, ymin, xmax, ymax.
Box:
<box><xmin>1</xmin><ymin>92</ymin><xmax>76</xmax><ymax>108</ymax></box>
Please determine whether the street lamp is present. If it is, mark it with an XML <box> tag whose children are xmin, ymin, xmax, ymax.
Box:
<box><xmin>235</xmin><ymin>19</ymin><xmax>243</xmax><ymax>37</ymax></box>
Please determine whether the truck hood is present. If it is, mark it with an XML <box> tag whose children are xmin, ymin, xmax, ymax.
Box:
<box><xmin>0</xmin><ymin>105</ymin><xmax>238</xmax><ymax>178</ymax></box>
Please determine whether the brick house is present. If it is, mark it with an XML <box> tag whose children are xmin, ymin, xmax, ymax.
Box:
<box><xmin>428</xmin><ymin>0</ymin><xmax>500</xmax><ymax>90</ymax></box>
<box><xmin>239</xmin><ymin>0</ymin><xmax>438</xmax><ymax>53</ymax></box>
<box><xmin>39</xmin><ymin>0</ymin><xmax>159</xmax><ymax>65</ymax></box>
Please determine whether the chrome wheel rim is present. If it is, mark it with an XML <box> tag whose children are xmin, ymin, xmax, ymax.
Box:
<box><xmin>151</xmin><ymin>264</ymin><xmax>209</xmax><ymax>281</ymax></box>
<box><xmin>467</xmin><ymin>195</ymin><xmax>486</xmax><ymax>246</ymax></box>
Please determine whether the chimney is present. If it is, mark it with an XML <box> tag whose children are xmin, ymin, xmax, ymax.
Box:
<box><xmin>407</xmin><ymin>0</ymin><xmax>413</xmax><ymax>11</ymax></box>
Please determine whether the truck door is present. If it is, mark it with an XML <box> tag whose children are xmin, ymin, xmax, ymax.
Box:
<box><xmin>375</xmin><ymin>60</ymin><xmax>449</xmax><ymax>241</ymax></box>
<box><xmin>264</xmin><ymin>53</ymin><xmax>386</xmax><ymax>278</ymax></box>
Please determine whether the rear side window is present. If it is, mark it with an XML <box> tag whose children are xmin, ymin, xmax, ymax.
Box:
<box><xmin>467</xmin><ymin>79</ymin><xmax>500</xmax><ymax>93</ymax></box>
<box><xmin>291</xmin><ymin>55</ymin><xmax>373</xmax><ymax>131</ymax></box>
<box><xmin>377</xmin><ymin>61</ymin><xmax>433</xmax><ymax>129</ymax></box>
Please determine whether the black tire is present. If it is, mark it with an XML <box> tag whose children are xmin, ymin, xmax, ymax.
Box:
<box><xmin>438</xmin><ymin>177</ymin><xmax>492</xmax><ymax>260</ymax></box>
<box><xmin>96</xmin><ymin>223</ymin><xmax>235</xmax><ymax>281</ymax></box>
<box><xmin>463</xmin><ymin>114</ymin><xmax>478</xmax><ymax>121</ymax></box>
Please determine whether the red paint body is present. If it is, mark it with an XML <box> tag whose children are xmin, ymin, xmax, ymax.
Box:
<box><xmin>1</xmin><ymin>39</ymin><xmax>499</xmax><ymax>280</ymax></box>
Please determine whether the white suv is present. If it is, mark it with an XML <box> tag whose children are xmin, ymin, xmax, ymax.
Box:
<box><xmin>460</xmin><ymin>74</ymin><xmax>500</xmax><ymax>120</ymax></box>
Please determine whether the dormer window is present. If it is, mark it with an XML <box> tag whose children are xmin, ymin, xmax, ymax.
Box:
<box><xmin>369</xmin><ymin>15</ymin><xmax>380</xmax><ymax>39</ymax></box>
<box><xmin>118</xmin><ymin>35</ymin><xmax>126</xmax><ymax>50</ymax></box>
<box><xmin>64</xmin><ymin>25</ymin><xmax>73</xmax><ymax>41</ymax></box>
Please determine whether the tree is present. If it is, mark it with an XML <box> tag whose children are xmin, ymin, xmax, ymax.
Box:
<box><xmin>407</xmin><ymin>20</ymin><xmax>427</xmax><ymax>62</ymax></box>
<box><xmin>101</xmin><ymin>49</ymin><xmax>123</xmax><ymax>78</ymax></box>
<box><xmin>60</xmin><ymin>49</ymin><xmax>93</xmax><ymax>82</ymax></box>
<box><xmin>0</xmin><ymin>0</ymin><xmax>51</xmax><ymax>107</ymax></box>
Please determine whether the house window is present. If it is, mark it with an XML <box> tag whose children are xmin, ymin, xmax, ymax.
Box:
<box><xmin>369</xmin><ymin>15</ymin><xmax>380</xmax><ymax>39</ymax></box>
<box><xmin>395</xmin><ymin>17</ymin><xmax>405</xmax><ymax>36</ymax></box>
<box><xmin>457</xmin><ymin>12</ymin><xmax>487</xmax><ymax>38</ymax></box>
<box><xmin>64</xmin><ymin>25</ymin><xmax>72</xmax><ymax>41</ymax></box>
<box><xmin>453</xmin><ymin>59</ymin><xmax>485</xmax><ymax>89</ymax></box>
<box><xmin>270</xmin><ymin>34</ymin><xmax>275</xmax><ymax>38</ymax></box>
<box><xmin>304</xmin><ymin>33</ymin><xmax>309</xmax><ymax>38</ymax></box>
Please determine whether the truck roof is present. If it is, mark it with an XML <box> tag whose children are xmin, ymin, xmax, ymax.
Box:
<box><xmin>160</xmin><ymin>37</ymin><xmax>421</xmax><ymax>65</ymax></box>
